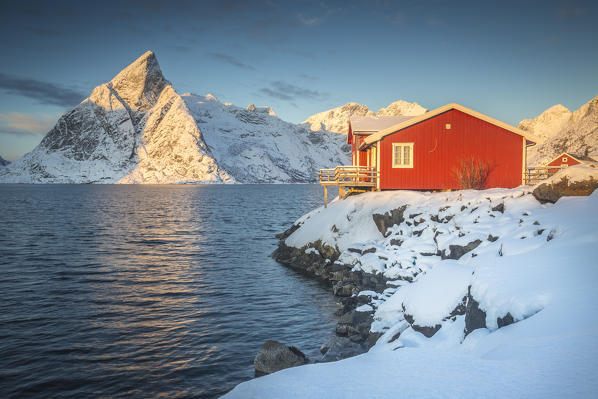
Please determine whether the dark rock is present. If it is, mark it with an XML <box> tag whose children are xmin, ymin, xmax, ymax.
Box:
<box><xmin>254</xmin><ymin>340</ymin><xmax>308</xmax><ymax>376</ymax></box>
<box><xmin>497</xmin><ymin>312</ymin><xmax>515</xmax><ymax>328</ymax></box>
<box><xmin>442</xmin><ymin>239</ymin><xmax>482</xmax><ymax>260</ymax></box>
<box><xmin>320</xmin><ymin>336</ymin><xmax>366</xmax><ymax>363</ymax></box>
<box><xmin>403</xmin><ymin>313</ymin><xmax>441</xmax><ymax>338</ymax></box>
<box><xmin>390</xmin><ymin>238</ymin><xmax>403</xmax><ymax>246</ymax></box>
<box><xmin>372</xmin><ymin>205</ymin><xmax>407</xmax><ymax>237</ymax></box>
<box><xmin>362</xmin><ymin>247</ymin><xmax>377</xmax><ymax>254</ymax></box>
<box><xmin>332</xmin><ymin>282</ymin><xmax>358</xmax><ymax>297</ymax></box>
<box><xmin>464</xmin><ymin>287</ymin><xmax>486</xmax><ymax>336</ymax></box>
<box><xmin>487</xmin><ymin>234</ymin><xmax>499</xmax><ymax>242</ymax></box>
<box><xmin>367</xmin><ymin>332</ymin><xmax>384</xmax><ymax>348</ymax></box>
<box><xmin>275</xmin><ymin>223</ymin><xmax>301</xmax><ymax>240</ymax></box>
<box><xmin>533</xmin><ymin>176</ymin><xmax>598</xmax><ymax>204</ymax></box>
<box><xmin>492</xmin><ymin>203</ymin><xmax>505</xmax><ymax>213</ymax></box>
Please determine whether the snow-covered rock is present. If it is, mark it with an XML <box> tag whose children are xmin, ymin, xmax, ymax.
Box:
<box><xmin>520</xmin><ymin>94</ymin><xmax>598</xmax><ymax>165</ymax></box>
<box><xmin>532</xmin><ymin>163</ymin><xmax>598</xmax><ymax>203</ymax></box>
<box><xmin>302</xmin><ymin>100</ymin><xmax>427</xmax><ymax>134</ymax></box>
<box><xmin>0</xmin><ymin>156</ymin><xmax>9</xmax><ymax>168</ymax></box>
<box><xmin>225</xmin><ymin>188</ymin><xmax>598</xmax><ymax>399</ymax></box>
<box><xmin>0</xmin><ymin>51</ymin><xmax>349</xmax><ymax>184</ymax></box>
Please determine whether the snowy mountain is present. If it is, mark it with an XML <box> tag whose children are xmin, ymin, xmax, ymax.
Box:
<box><xmin>302</xmin><ymin>100</ymin><xmax>427</xmax><ymax>134</ymax></box>
<box><xmin>0</xmin><ymin>51</ymin><xmax>349</xmax><ymax>184</ymax></box>
<box><xmin>519</xmin><ymin>94</ymin><xmax>598</xmax><ymax>165</ymax></box>
<box><xmin>0</xmin><ymin>156</ymin><xmax>9</xmax><ymax>168</ymax></box>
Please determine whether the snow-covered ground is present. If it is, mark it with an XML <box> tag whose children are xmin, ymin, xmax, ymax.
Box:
<box><xmin>225</xmin><ymin>186</ymin><xmax>598</xmax><ymax>398</ymax></box>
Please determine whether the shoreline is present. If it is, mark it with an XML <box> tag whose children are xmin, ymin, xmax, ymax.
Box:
<box><xmin>272</xmin><ymin>215</ymin><xmax>393</xmax><ymax>361</ymax></box>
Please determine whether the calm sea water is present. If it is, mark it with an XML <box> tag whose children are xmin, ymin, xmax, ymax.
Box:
<box><xmin>0</xmin><ymin>184</ymin><xmax>339</xmax><ymax>398</ymax></box>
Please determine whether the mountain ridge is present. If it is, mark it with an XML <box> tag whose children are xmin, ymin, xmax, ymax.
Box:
<box><xmin>519</xmin><ymin>94</ymin><xmax>598</xmax><ymax>165</ymax></box>
<box><xmin>0</xmin><ymin>51</ymin><xmax>349</xmax><ymax>184</ymax></box>
<box><xmin>302</xmin><ymin>100</ymin><xmax>428</xmax><ymax>134</ymax></box>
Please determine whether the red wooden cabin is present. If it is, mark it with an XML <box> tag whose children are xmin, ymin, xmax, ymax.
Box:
<box><xmin>546</xmin><ymin>152</ymin><xmax>582</xmax><ymax>168</ymax></box>
<box><xmin>544</xmin><ymin>152</ymin><xmax>596</xmax><ymax>176</ymax></box>
<box><xmin>323</xmin><ymin>103</ymin><xmax>539</xmax><ymax>195</ymax></box>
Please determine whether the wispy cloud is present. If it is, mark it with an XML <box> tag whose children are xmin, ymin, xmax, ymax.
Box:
<box><xmin>298</xmin><ymin>14</ymin><xmax>321</xmax><ymax>26</ymax></box>
<box><xmin>0</xmin><ymin>112</ymin><xmax>56</xmax><ymax>136</ymax></box>
<box><xmin>0</xmin><ymin>73</ymin><xmax>86</xmax><ymax>107</ymax></box>
<box><xmin>558</xmin><ymin>7</ymin><xmax>587</xmax><ymax>17</ymax></box>
<box><xmin>208</xmin><ymin>52</ymin><xmax>255</xmax><ymax>70</ymax></box>
<box><xmin>259</xmin><ymin>81</ymin><xmax>328</xmax><ymax>101</ymax></box>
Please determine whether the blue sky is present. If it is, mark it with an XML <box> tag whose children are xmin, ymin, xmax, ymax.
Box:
<box><xmin>0</xmin><ymin>0</ymin><xmax>596</xmax><ymax>160</ymax></box>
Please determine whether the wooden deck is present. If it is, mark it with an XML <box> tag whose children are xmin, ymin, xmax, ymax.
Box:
<box><xmin>524</xmin><ymin>165</ymin><xmax>566</xmax><ymax>185</ymax></box>
<box><xmin>318</xmin><ymin>166</ymin><xmax>378</xmax><ymax>206</ymax></box>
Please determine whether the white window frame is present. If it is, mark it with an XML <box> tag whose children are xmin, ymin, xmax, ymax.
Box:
<box><xmin>392</xmin><ymin>143</ymin><xmax>414</xmax><ymax>168</ymax></box>
<box><xmin>562</xmin><ymin>157</ymin><xmax>568</xmax><ymax>163</ymax></box>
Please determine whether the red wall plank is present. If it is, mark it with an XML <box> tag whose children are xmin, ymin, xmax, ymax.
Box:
<box><xmin>378</xmin><ymin>109</ymin><xmax>524</xmax><ymax>190</ymax></box>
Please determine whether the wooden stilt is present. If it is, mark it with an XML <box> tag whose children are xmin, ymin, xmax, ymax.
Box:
<box><xmin>324</xmin><ymin>186</ymin><xmax>328</xmax><ymax>208</ymax></box>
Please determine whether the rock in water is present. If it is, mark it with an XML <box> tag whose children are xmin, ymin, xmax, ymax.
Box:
<box><xmin>254</xmin><ymin>340</ymin><xmax>308</xmax><ymax>376</ymax></box>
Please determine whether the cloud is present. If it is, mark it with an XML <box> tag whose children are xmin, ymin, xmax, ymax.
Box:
<box><xmin>298</xmin><ymin>14</ymin><xmax>321</xmax><ymax>26</ymax></box>
<box><xmin>0</xmin><ymin>73</ymin><xmax>86</xmax><ymax>107</ymax></box>
<box><xmin>558</xmin><ymin>7</ymin><xmax>587</xmax><ymax>17</ymax></box>
<box><xmin>259</xmin><ymin>81</ymin><xmax>328</xmax><ymax>101</ymax></box>
<box><xmin>0</xmin><ymin>112</ymin><xmax>56</xmax><ymax>136</ymax></box>
<box><xmin>208</xmin><ymin>52</ymin><xmax>255</xmax><ymax>70</ymax></box>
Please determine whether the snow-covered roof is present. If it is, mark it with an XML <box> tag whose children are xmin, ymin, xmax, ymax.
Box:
<box><xmin>361</xmin><ymin>103</ymin><xmax>541</xmax><ymax>148</ymax></box>
<box><xmin>350</xmin><ymin>115</ymin><xmax>415</xmax><ymax>134</ymax></box>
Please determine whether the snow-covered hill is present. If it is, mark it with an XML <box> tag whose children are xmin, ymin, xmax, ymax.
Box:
<box><xmin>302</xmin><ymin>100</ymin><xmax>427</xmax><ymax>134</ymax></box>
<box><xmin>225</xmin><ymin>184</ymin><xmax>598</xmax><ymax>398</ymax></box>
<box><xmin>519</xmin><ymin>94</ymin><xmax>598</xmax><ymax>165</ymax></box>
<box><xmin>0</xmin><ymin>51</ymin><xmax>349</xmax><ymax>184</ymax></box>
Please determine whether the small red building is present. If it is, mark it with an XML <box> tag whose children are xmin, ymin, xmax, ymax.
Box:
<box><xmin>544</xmin><ymin>152</ymin><xmax>596</xmax><ymax>175</ymax></box>
<box><xmin>343</xmin><ymin>103</ymin><xmax>539</xmax><ymax>190</ymax></box>
<box><xmin>546</xmin><ymin>152</ymin><xmax>582</xmax><ymax>168</ymax></box>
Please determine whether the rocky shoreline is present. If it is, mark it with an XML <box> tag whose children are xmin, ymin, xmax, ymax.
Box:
<box><xmin>257</xmin><ymin>167</ymin><xmax>598</xmax><ymax>376</ymax></box>
<box><xmin>271</xmin><ymin>211</ymin><xmax>405</xmax><ymax>362</ymax></box>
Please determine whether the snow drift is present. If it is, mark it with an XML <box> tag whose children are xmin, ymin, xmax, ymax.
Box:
<box><xmin>226</xmin><ymin>182</ymin><xmax>598</xmax><ymax>398</ymax></box>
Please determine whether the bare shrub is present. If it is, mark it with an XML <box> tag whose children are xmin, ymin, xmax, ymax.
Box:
<box><xmin>454</xmin><ymin>157</ymin><xmax>491</xmax><ymax>189</ymax></box>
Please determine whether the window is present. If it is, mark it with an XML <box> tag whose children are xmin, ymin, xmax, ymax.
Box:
<box><xmin>562</xmin><ymin>157</ymin><xmax>568</xmax><ymax>163</ymax></box>
<box><xmin>392</xmin><ymin>143</ymin><xmax>414</xmax><ymax>168</ymax></box>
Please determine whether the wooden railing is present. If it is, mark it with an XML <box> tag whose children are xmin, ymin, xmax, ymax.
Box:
<box><xmin>525</xmin><ymin>165</ymin><xmax>566</xmax><ymax>185</ymax></box>
<box><xmin>319</xmin><ymin>166</ymin><xmax>378</xmax><ymax>187</ymax></box>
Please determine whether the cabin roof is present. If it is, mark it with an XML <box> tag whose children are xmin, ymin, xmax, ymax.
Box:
<box><xmin>350</xmin><ymin>115</ymin><xmax>415</xmax><ymax>134</ymax></box>
<box><xmin>547</xmin><ymin>152</ymin><xmax>596</xmax><ymax>164</ymax></box>
<box><xmin>360</xmin><ymin>103</ymin><xmax>541</xmax><ymax>149</ymax></box>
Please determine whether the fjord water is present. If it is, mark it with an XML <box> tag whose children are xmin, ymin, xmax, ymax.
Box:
<box><xmin>0</xmin><ymin>184</ymin><xmax>338</xmax><ymax>398</ymax></box>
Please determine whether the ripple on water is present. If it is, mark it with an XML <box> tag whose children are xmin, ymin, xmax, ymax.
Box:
<box><xmin>0</xmin><ymin>184</ymin><xmax>339</xmax><ymax>398</ymax></box>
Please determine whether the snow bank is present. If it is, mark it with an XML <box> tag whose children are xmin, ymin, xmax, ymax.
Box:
<box><xmin>541</xmin><ymin>163</ymin><xmax>598</xmax><ymax>185</ymax></box>
<box><xmin>225</xmin><ymin>188</ymin><xmax>598</xmax><ymax>398</ymax></box>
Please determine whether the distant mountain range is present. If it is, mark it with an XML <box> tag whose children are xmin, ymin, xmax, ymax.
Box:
<box><xmin>302</xmin><ymin>100</ymin><xmax>428</xmax><ymax>134</ymax></box>
<box><xmin>0</xmin><ymin>52</ymin><xmax>350</xmax><ymax>184</ymax></box>
<box><xmin>0</xmin><ymin>51</ymin><xmax>595</xmax><ymax>183</ymax></box>
<box><xmin>519</xmin><ymin>94</ymin><xmax>598</xmax><ymax>165</ymax></box>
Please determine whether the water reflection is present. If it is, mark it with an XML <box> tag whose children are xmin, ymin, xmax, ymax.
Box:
<box><xmin>0</xmin><ymin>184</ymin><xmax>338</xmax><ymax>398</ymax></box>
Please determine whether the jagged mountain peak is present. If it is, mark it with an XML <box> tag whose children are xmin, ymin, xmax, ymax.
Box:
<box><xmin>376</xmin><ymin>100</ymin><xmax>427</xmax><ymax>117</ymax></box>
<box><xmin>0</xmin><ymin>155</ymin><xmax>9</xmax><ymax>167</ymax></box>
<box><xmin>0</xmin><ymin>51</ymin><xmax>348</xmax><ymax>184</ymax></box>
<box><xmin>522</xmin><ymin>93</ymin><xmax>598</xmax><ymax>165</ymax></box>
<box><xmin>302</xmin><ymin>100</ymin><xmax>426</xmax><ymax>134</ymax></box>
<box><xmin>107</xmin><ymin>50</ymin><xmax>170</xmax><ymax>111</ymax></box>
